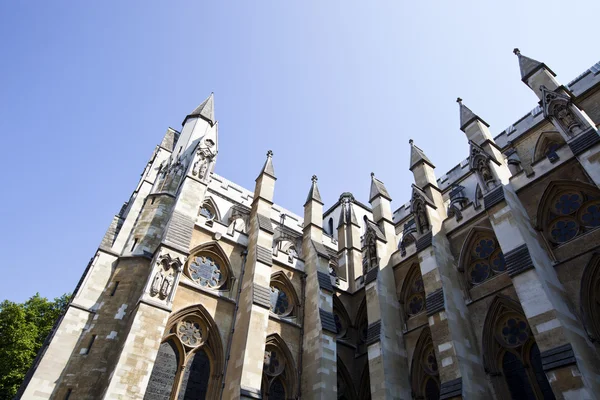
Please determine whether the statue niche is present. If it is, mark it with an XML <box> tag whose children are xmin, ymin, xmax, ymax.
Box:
<box><xmin>149</xmin><ymin>254</ymin><xmax>182</xmax><ymax>301</ymax></box>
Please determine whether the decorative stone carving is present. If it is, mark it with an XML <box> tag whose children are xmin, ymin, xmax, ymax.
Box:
<box><xmin>541</xmin><ymin>85</ymin><xmax>585</xmax><ymax>137</ymax></box>
<box><xmin>148</xmin><ymin>254</ymin><xmax>183</xmax><ymax>301</ymax></box>
<box><xmin>192</xmin><ymin>138</ymin><xmax>217</xmax><ymax>181</ymax></box>
<box><xmin>469</xmin><ymin>141</ymin><xmax>497</xmax><ymax>190</ymax></box>
<box><xmin>363</xmin><ymin>225</ymin><xmax>378</xmax><ymax>273</ymax></box>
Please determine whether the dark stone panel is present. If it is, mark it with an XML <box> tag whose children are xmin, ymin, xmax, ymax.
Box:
<box><xmin>144</xmin><ymin>341</ymin><xmax>179</xmax><ymax>400</ymax></box>
<box><xmin>365</xmin><ymin>320</ymin><xmax>381</xmax><ymax>346</ymax></box>
<box><xmin>257</xmin><ymin>214</ymin><xmax>274</xmax><ymax>234</ymax></box>
<box><xmin>317</xmin><ymin>271</ymin><xmax>333</xmax><ymax>292</ymax></box>
<box><xmin>568</xmin><ymin>127</ymin><xmax>600</xmax><ymax>155</ymax></box>
<box><xmin>541</xmin><ymin>343</ymin><xmax>577</xmax><ymax>371</ymax></box>
<box><xmin>416</xmin><ymin>231</ymin><xmax>432</xmax><ymax>252</ymax></box>
<box><xmin>311</xmin><ymin>240</ymin><xmax>330</xmax><ymax>258</ymax></box>
<box><xmin>484</xmin><ymin>186</ymin><xmax>505</xmax><ymax>210</ymax></box>
<box><xmin>439</xmin><ymin>377</ymin><xmax>462</xmax><ymax>400</ymax></box>
<box><xmin>241</xmin><ymin>386</ymin><xmax>262</xmax><ymax>399</ymax></box>
<box><xmin>256</xmin><ymin>245</ymin><xmax>273</xmax><ymax>266</ymax></box>
<box><xmin>364</xmin><ymin>267</ymin><xmax>379</xmax><ymax>285</ymax></box>
<box><xmin>164</xmin><ymin>211</ymin><xmax>195</xmax><ymax>249</ymax></box>
<box><xmin>178</xmin><ymin>349</ymin><xmax>210</xmax><ymax>400</ymax></box>
<box><xmin>505</xmin><ymin>244</ymin><xmax>534</xmax><ymax>277</ymax></box>
<box><xmin>426</xmin><ymin>288</ymin><xmax>445</xmax><ymax>316</ymax></box>
<box><xmin>319</xmin><ymin>308</ymin><xmax>337</xmax><ymax>334</ymax></box>
<box><xmin>253</xmin><ymin>283</ymin><xmax>272</xmax><ymax>309</ymax></box>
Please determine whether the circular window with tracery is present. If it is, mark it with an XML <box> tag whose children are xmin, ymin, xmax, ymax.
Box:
<box><xmin>497</xmin><ymin>315</ymin><xmax>529</xmax><ymax>348</ymax></box>
<box><xmin>270</xmin><ymin>284</ymin><xmax>292</xmax><ymax>316</ymax></box>
<box><xmin>177</xmin><ymin>319</ymin><xmax>204</xmax><ymax>348</ymax></box>
<box><xmin>263</xmin><ymin>347</ymin><xmax>285</xmax><ymax>377</ymax></box>
<box><xmin>465</xmin><ymin>234</ymin><xmax>505</xmax><ymax>286</ymax></box>
<box><xmin>543</xmin><ymin>189</ymin><xmax>600</xmax><ymax>244</ymax></box>
<box><xmin>188</xmin><ymin>255</ymin><xmax>225</xmax><ymax>289</ymax></box>
<box><xmin>421</xmin><ymin>344</ymin><xmax>438</xmax><ymax>376</ymax></box>
<box><xmin>404</xmin><ymin>266</ymin><xmax>426</xmax><ymax>318</ymax></box>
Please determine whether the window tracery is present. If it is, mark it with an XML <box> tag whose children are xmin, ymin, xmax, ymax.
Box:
<box><xmin>410</xmin><ymin>328</ymin><xmax>440</xmax><ymax>400</ymax></box>
<box><xmin>459</xmin><ymin>228</ymin><xmax>506</xmax><ymax>287</ymax></box>
<box><xmin>537</xmin><ymin>181</ymin><xmax>600</xmax><ymax>246</ymax></box>
<box><xmin>269</xmin><ymin>271</ymin><xmax>299</xmax><ymax>318</ymax></box>
<box><xmin>333</xmin><ymin>296</ymin><xmax>350</xmax><ymax>340</ymax></box>
<box><xmin>401</xmin><ymin>264</ymin><xmax>426</xmax><ymax>318</ymax></box>
<box><xmin>482</xmin><ymin>296</ymin><xmax>555</xmax><ymax>400</ymax></box>
<box><xmin>261</xmin><ymin>335</ymin><xmax>297</xmax><ymax>399</ymax></box>
<box><xmin>185</xmin><ymin>243</ymin><xmax>232</xmax><ymax>291</ymax></box>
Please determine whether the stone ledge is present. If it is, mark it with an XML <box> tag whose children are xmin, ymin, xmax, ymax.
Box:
<box><xmin>252</xmin><ymin>283</ymin><xmax>271</xmax><ymax>309</ymax></box>
<box><xmin>484</xmin><ymin>185</ymin><xmax>505</xmax><ymax>210</ymax></box>
<box><xmin>568</xmin><ymin>127</ymin><xmax>600</xmax><ymax>155</ymax></box>
<box><xmin>319</xmin><ymin>308</ymin><xmax>337</xmax><ymax>334</ymax></box>
<box><xmin>416</xmin><ymin>231</ymin><xmax>432</xmax><ymax>252</ymax></box>
<box><xmin>256</xmin><ymin>245</ymin><xmax>273</xmax><ymax>266</ymax></box>
<box><xmin>364</xmin><ymin>268</ymin><xmax>379</xmax><ymax>285</ymax></box>
<box><xmin>426</xmin><ymin>288</ymin><xmax>445</xmax><ymax>316</ymax></box>
<box><xmin>365</xmin><ymin>320</ymin><xmax>381</xmax><ymax>346</ymax></box>
<box><xmin>505</xmin><ymin>244</ymin><xmax>534</xmax><ymax>277</ymax></box>
<box><xmin>317</xmin><ymin>271</ymin><xmax>333</xmax><ymax>292</ymax></box>
<box><xmin>541</xmin><ymin>343</ymin><xmax>577</xmax><ymax>371</ymax></box>
<box><xmin>440</xmin><ymin>377</ymin><xmax>462</xmax><ymax>399</ymax></box>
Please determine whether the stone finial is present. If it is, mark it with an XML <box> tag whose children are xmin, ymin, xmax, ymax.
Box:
<box><xmin>456</xmin><ymin>97</ymin><xmax>463</xmax><ymax>104</ymax></box>
<box><xmin>305</xmin><ymin>174</ymin><xmax>323</xmax><ymax>205</ymax></box>
<box><xmin>513</xmin><ymin>48</ymin><xmax>521</xmax><ymax>56</ymax></box>
<box><xmin>267</xmin><ymin>150</ymin><xmax>273</xmax><ymax>158</ymax></box>
<box><xmin>311</xmin><ymin>175</ymin><xmax>318</xmax><ymax>183</ymax></box>
<box><xmin>258</xmin><ymin>149</ymin><xmax>276</xmax><ymax>179</ymax></box>
<box><xmin>371</xmin><ymin>172</ymin><xmax>375</xmax><ymax>178</ymax></box>
<box><xmin>409</xmin><ymin>139</ymin><xmax>414</xmax><ymax>145</ymax></box>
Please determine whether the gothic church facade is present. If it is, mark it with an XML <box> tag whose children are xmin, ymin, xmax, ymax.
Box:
<box><xmin>17</xmin><ymin>51</ymin><xmax>600</xmax><ymax>399</ymax></box>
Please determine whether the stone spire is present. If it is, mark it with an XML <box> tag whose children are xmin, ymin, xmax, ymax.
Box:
<box><xmin>369</xmin><ymin>172</ymin><xmax>392</xmax><ymax>203</ymax></box>
<box><xmin>337</xmin><ymin>193</ymin><xmax>359</xmax><ymax>228</ymax></box>
<box><xmin>513</xmin><ymin>49</ymin><xmax>559</xmax><ymax>99</ymax></box>
<box><xmin>305</xmin><ymin>175</ymin><xmax>323</xmax><ymax>205</ymax></box>
<box><xmin>513</xmin><ymin>48</ymin><xmax>555</xmax><ymax>82</ymax></box>
<box><xmin>457</xmin><ymin>97</ymin><xmax>489</xmax><ymax>132</ymax></box>
<box><xmin>257</xmin><ymin>150</ymin><xmax>276</xmax><ymax>180</ymax></box>
<box><xmin>183</xmin><ymin>92</ymin><xmax>215</xmax><ymax>126</ymax></box>
<box><xmin>409</xmin><ymin>139</ymin><xmax>435</xmax><ymax>171</ymax></box>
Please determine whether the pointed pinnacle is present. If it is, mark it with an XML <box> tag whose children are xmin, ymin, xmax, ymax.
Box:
<box><xmin>258</xmin><ymin>149</ymin><xmax>275</xmax><ymax>179</ymax></box>
<box><xmin>183</xmin><ymin>92</ymin><xmax>215</xmax><ymax>126</ymax></box>
<box><xmin>409</xmin><ymin>140</ymin><xmax>435</xmax><ymax>170</ymax></box>
<box><xmin>305</xmin><ymin>174</ymin><xmax>323</xmax><ymax>205</ymax></box>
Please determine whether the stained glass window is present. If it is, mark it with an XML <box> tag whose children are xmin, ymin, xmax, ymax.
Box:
<box><xmin>550</xmin><ymin>218</ymin><xmax>579</xmax><ymax>243</ymax></box>
<box><xmin>473</xmin><ymin>238</ymin><xmax>495</xmax><ymax>258</ymax></box>
<box><xmin>554</xmin><ymin>193</ymin><xmax>582</xmax><ymax>215</ymax></box>
<box><xmin>580</xmin><ymin>202</ymin><xmax>600</xmax><ymax>227</ymax></box>
<box><xmin>469</xmin><ymin>261</ymin><xmax>491</xmax><ymax>284</ymax></box>
<box><xmin>465</xmin><ymin>233</ymin><xmax>505</xmax><ymax>286</ymax></box>
<box><xmin>270</xmin><ymin>286</ymin><xmax>290</xmax><ymax>315</ymax></box>
<box><xmin>422</xmin><ymin>347</ymin><xmax>438</xmax><ymax>375</ymax></box>
<box><xmin>499</xmin><ymin>316</ymin><xmax>529</xmax><ymax>348</ymax></box>
<box><xmin>189</xmin><ymin>256</ymin><xmax>223</xmax><ymax>288</ymax></box>
<box><xmin>543</xmin><ymin>188</ymin><xmax>600</xmax><ymax>245</ymax></box>
<box><xmin>404</xmin><ymin>266</ymin><xmax>426</xmax><ymax>318</ymax></box>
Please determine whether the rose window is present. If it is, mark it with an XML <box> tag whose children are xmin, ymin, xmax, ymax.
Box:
<box><xmin>469</xmin><ymin>261</ymin><xmax>491</xmax><ymax>285</ymax></box>
<box><xmin>270</xmin><ymin>286</ymin><xmax>290</xmax><ymax>315</ymax></box>
<box><xmin>554</xmin><ymin>193</ymin><xmax>582</xmax><ymax>215</ymax></box>
<box><xmin>408</xmin><ymin>294</ymin><xmax>425</xmax><ymax>315</ymax></box>
<box><xmin>189</xmin><ymin>256</ymin><xmax>223</xmax><ymax>288</ymax></box>
<box><xmin>499</xmin><ymin>316</ymin><xmax>529</xmax><ymax>348</ymax></box>
<box><xmin>473</xmin><ymin>238</ymin><xmax>495</xmax><ymax>258</ymax></box>
<box><xmin>550</xmin><ymin>219</ymin><xmax>579</xmax><ymax>243</ymax></box>
<box><xmin>177</xmin><ymin>320</ymin><xmax>203</xmax><ymax>347</ymax></box>
<box><xmin>263</xmin><ymin>348</ymin><xmax>284</xmax><ymax>376</ymax></box>
<box><xmin>465</xmin><ymin>233</ymin><xmax>505</xmax><ymax>286</ymax></box>
<box><xmin>422</xmin><ymin>346</ymin><xmax>438</xmax><ymax>375</ymax></box>
<box><xmin>580</xmin><ymin>202</ymin><xmax>600</xmax><ymax>227</ymax></box>
<box><xmin>543</xmin><ymin>189</ymin><xmax>600</xmax><ymax>245</ymax></box>
<box><xmin>404</xmin><ymin>267</ymin><xmax>426</xmax><ymax>318</ymax></box>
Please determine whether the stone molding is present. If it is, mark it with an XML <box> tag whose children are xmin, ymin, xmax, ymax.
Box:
<box><xmin>256</xmin><ymin>245</ymin><xmax>273</xmax><ymax>266</ymax></box>
<box><xmin>483</xmin><ymin>185</ymin><xmax>505</xmax><ymax>210</ymax></box>
<box><xmin>505</xmin><ymin>244</ymin><xmax>534</xmax><ymax>277</ymax></box>
<box><xmin>319</xmin><ymin>308</ymin><xmax>337</xmax><ymax>334</ymax></box>
<box><xmin>256</xmin><ymin>214</ymin><xmax>274</xmax><ymax>234</ymax></box>
<box><xmin>426</xmin><ymin>288</ymin><xmax>445</xmax><ymax>316</ymax></box>
<box><xmin>252</xmin><ymin>283</ymin><xmax>271</xmax><ymax>309</ymax></box>
<box><xmin>439</xmin><ymin>377</ymin><xmax>462</xmax><ymax>400</ymax></box>
<box><xmin>416</xmin><ymin>231</ymin><xmax>433</xmax><ymax>252</ymax></box>
<box><xmin>365</xmin><ymin>320</ymin><xmax>382</xmax><ymax>346</ymax></box>
<box><xmin>568</xmin><ymin>127</ymin><xmax>600</xmax><ymax>155</ymax></box>
<box><xmin>541</xmin><ymin>343</ymin><xmax>577</xmax><ymax>371</ymax></box>
<box><xmin>317</xmin><ymin>271</ymin><xmax>333</xmax><ymax>292</ymax></box>
<box><xmin>364</xmin><ymin>267</ymin><xmax>379</xmax><ymax>285</ymax></box>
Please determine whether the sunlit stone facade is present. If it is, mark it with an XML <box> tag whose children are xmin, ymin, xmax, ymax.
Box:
<box><xmin>17</xmin><ymin>52</ymin><xmax>600</xmax><ymax>399</ymax></box>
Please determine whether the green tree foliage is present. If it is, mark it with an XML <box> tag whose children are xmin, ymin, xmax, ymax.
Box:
<box><xmin>0</xmin><ymin>293</ymin><xmax>71</xmax><ymax>399</ymax></box>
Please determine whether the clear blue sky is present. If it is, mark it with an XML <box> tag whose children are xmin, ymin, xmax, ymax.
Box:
<box><xmin>1</xmin><ymin>1</ymin><xmax>598</xmax><ymax>302</ymax></box>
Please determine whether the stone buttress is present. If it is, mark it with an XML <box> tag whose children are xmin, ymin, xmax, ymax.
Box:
<box><xmin>223</xmin><ymin>151</ymin><xmax>277</xmax><ymax>400</ymax></box>
<box><xmin>363</xmin><ymin>174</ymin><xmax>412</xmax><ymax>399</ymax></box>
<box><xmin>409</xmin><ymin>139</ymin><xmax>489</xmax><ymax>399</ymax></box>
<box><xmin>461</xmin><ymin>96</ymin><xmax>600</xmax><ymax>398</ymax></box>
<box><xmin>300</xmin><ymin>176</ymin><xmax>338</xmax><ymax>399</ymax></box>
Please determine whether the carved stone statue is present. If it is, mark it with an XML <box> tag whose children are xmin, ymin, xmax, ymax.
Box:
<box><xmin>150</xmin><ymin>272</ymin><xmax>162</xmax><ymax>296</ymax></box>
<box><xmin>160</xmin><ymin>274</ymin><xmax>174</xmax><ymax>298</ymax></box>
<box><xmin>416</xmin><ymin>204</ymin><xmax>429</xmax><ymax>234</ymax></box>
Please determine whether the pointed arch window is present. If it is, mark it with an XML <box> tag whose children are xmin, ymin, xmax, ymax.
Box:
<box><xmin>459</xmin><ymin>228</ymin><xmax>506</xmax><ymax>287</ymax></box>
<box><xmin>410</xmin><ymin>328</ymin><xmax>440</xmax><ymax>400</ymax></box>
<box><xmin>185</xmin><ymin>243</ymin><xmax>232</xmax><ymax>291</ymax></box>
<box><xmin>144</xmin><ymin>305</ymin><xmax>224</xmax><ymax>400</ymax></box>
<box><xmin>533</xmin><ymin>131</ymin><xmax>566</xmax><ymax>164</ymax></box>
<box><xmin>337</xmin><ymin>358</ymin><xmax>358</xmax><ymax>399</ymax></box>
<box><xmin>483</xmin><ymin>296</ymin><xmax>556</xmax><ymax>400</ymax></box>
<box><xmin>581</xmin><ymin>254</ymin><xmax>600</xmax><ymax>342</ymax></box>
<box><xmin>333</xmin><ymin>296</ymin><xmax>351</xmax><ymax>340</ymax></box>
<box><xmin>198</xmin><ymin>197</ymin><xmax>221</xmax><ymax>225</ymax></box>
<box><xmin>537</xmin><ymin>181</ymin><xmax>600</xmax><ymax>246</ymax></box>
<box><xmin>401</xmin><ymin>264</ymin><xmax>426</xmax><ymax>318</ymax></box>
<box><xmin>261</xmin><ymin>335</ymin><xmax>298</xmax><ymax>399</ymax></box>
<box><xmin>269</xmin><ymin>271</ymin><xmax>299</xmax><ymax>318</ymax></box>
